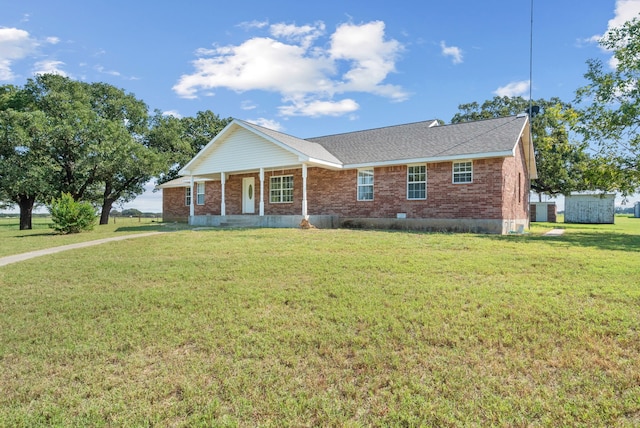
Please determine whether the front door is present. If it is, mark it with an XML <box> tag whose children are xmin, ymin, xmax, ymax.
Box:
<box><xmin>242</xmin><ymin>177</ymin><xmax>255</xmax><ymax>214</ymax></box>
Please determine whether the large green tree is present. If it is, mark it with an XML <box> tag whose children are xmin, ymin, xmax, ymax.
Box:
<box><xmin>2</xmin><ymin>75</ymin><xmax>230</xmax><ymax>228</ymax></box>
<box><xmin>23</xmin><ymin>75</ymin><xmax>99</xmax><ymax>202</ymax></box>
<box><xmin>1</xmin><ymin>74</ymin><xmax>185</xmax><ymax>227</ymax></box>
<box><xmin>0</xmin><ymin>85</ymin><xmax>55</xmax><ymax>229</ymax></box>
<box><xmin>575</xmin><ymin>17</ymin><xmax>640</xmax><ymax>196</ymax></box>
<box><xmin>451</xmin><ymin>96</ymin><xmax>591</xmax><ymax>198</ymax></box>
<box><xmin>156</xmin><ymin>110</ymin><xmax>232</xmax><ymax>184</ymax></box>
<box><xmin>0</xmin><ymin>109</ymin><xmax>52</xmax><ymax>230</ymax></box>
<box><xmin>84</xmin><ymin>81</ymin><xmax>160</xmax><ymax>225</ymax></box>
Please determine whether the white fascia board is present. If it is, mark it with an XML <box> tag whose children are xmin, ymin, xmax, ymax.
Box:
<box><xmin>304</xmin><ymin>157</ymin><xmax>343</xmax><ymax>169</ymax></box>
<box><xmin>155</xmin><ymin>177</ymin><xmax>215</xmax><ymax>189</ymax></box>
<box><xmin>342</xmin><ymin>151</ymin><xmax>514</xmax><ymax>169</ymax></box>
<box><xmin>517</xmin><ymin>117</ymin><xmax>538</xmax><ymax>180</ymax></box>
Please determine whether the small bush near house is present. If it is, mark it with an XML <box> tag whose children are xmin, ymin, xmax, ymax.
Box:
<box><xmin>48</xmin><ymin>193</ymin><xmax>96</xmax><ymax>234</ymax></box>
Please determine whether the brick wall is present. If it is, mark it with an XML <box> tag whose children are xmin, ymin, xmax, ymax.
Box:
<box><xmin>501</xmin><ymin>137</ymin><xmax>530</xmax><ymax>221</ymax></box>
<box><xmin>194</xmin><ymin>181</ymin><xmax>221</xmax><ymax>216</ymax></box>
<box><xmin>162</xmin><ymin>187</ymin><xmax>189</xmax><ymax>222</ymax></box>
<box><xmin>547</xmin><ymin>204</ymin><xmax>557</xmax><ymax>222</ymax></box>
<box><xmin>306</xmin><ymin>159</ymin><xmax>505</xmax><ymax>220</ymax></box>
<box><xmin>530</xmin><ymin>203</ymin><xmax>557</xmax><ymax>222</ymax></box>
<box><xmin>164</xmin><ymin>142</ymin><xmax>531</xmax><ymax>223</ymax></box>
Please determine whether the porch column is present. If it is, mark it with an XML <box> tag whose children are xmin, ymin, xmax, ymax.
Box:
<box><xmin>259</xmin><ymin>167</ymin><xmax>265</xmax><ymax>216</ymax></box>
<box><xmin>302</xmin><ymin>163</ymin><xmax>308</xmax><ymax>219</ymax></box>
<box><xmin>220</xmin><ymin>172</ymin><xmax>226</xmax><ymax>216</ymax></box>
<box><xmin>189</xmin><ymin>176</ymin><xmax>195</xmax><ymax>219</ymax></box>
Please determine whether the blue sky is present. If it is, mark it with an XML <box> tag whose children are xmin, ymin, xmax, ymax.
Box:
<box><xmin>2</xmin><ymin>0</ymin><xmax>639</xmax><ymax>212</ymax></box>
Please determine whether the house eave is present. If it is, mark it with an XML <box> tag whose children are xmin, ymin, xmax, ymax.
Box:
<box><xmin>305</xmin><ymin>157</ymin><xmax>343</xmax><ymax>169</ymax></box>
<box><xmin>155</xmin><ymin>177</ymin><xmax>215</xmax><ymax>189</ymax></box>
<box><xmin>342</xmin><ymin>151</ymin><xmax>515</xmax><ymax>169</ymax></box>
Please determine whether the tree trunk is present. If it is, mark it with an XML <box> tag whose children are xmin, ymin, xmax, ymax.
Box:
<box><xmin>17</xmin><ymin>196</ymin><xmax>36</xmax><ymax>230</ymax></box>
<box><xmin>99</xmin><ymin>182</ymin><xmax>114</xmax><ymax>226</ymax></box>
<box><xmin>99</xmin><ymin>199</ymin><xmax>114</xmax><ymax>225</ymax></box>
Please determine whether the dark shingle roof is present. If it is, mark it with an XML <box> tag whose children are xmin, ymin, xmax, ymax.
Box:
<box><xmin>306</xmin><ymin>115</ymin><xmax>527</xmax><ymax>166</ymax></box>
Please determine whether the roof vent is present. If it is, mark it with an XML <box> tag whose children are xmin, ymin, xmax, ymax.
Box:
<box><xmin>517</xmin><ymin>106</ymin><xmax>540</xmax><ymax>119</ymax></box>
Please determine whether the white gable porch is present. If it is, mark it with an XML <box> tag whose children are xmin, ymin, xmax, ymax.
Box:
<box><xmin>178</xmin><ymin>121</ymin><xmax>338</xmax><ymax>222</ymax></box>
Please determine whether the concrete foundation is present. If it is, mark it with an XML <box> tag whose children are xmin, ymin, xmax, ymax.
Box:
<box><xmin>189</xmin><ymin>214</ymin><xmax>526</xmax><ymax>234</ymax></box>
<box><xmin>189</xmin><ymin>214</ymin><xmax>339</xmax><ymax>229</ymax></box>
<box><xmin>340</xmin><ymin>217</ymin><xmax>528</xmax><ymax>234</ymax></box>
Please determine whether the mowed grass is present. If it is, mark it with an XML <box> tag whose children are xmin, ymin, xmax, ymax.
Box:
<box><xmin>0</xmin><ymin>218</ymin><xmax>639</xmax><ymax>426</ymax></box>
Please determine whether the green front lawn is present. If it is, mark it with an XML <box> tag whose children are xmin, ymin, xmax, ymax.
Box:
<box><xmin>1</xmin><ymin>217</ymin><xmax>639</xmax><ymax>426</ymax></box>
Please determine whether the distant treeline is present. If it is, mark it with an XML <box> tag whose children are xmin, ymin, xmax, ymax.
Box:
<box><xmin>0</xmin><ymin>213</ymin><xmax>52</xmax><ymax>218</ymax></box>
<box><xmin>615</xmin><ymin>206</ymin><xmax>637</xmax><ymax>214</ymax></box>
<box><xmin>110</xmin><ymin>209</ymin><xmax>162</xmax><ymax>218</ymax></box>
<box><xmin>1</xmin><ymin>210</ymin><xmax>161</xmax><ymax>219</ymax></box>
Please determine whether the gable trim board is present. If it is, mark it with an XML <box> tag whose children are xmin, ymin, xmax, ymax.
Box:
<box><xmin>162</xmin><ymin>115</ymin><xmax>534</xmax><ymax>233</ymax></box>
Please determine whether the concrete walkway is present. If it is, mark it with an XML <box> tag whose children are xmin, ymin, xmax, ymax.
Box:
<box><xmin>543</xmin><ymin>228</ymin><xmax>566</xmax><ymax>236</ymax></box>
<box><xmin>0</xmin><ymin>232</ymin><xmax>163</xmax><ymax>267</ymax></box>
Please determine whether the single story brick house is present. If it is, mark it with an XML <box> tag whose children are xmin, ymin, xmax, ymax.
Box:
<box><xmin>158</xmin><ymin>115</ymin><xmax>536</xmax><ymax>234</ymax></box>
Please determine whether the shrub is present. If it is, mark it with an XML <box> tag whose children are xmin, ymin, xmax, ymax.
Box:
<box><xmin>48</xmin><ymin>193</ymin><xmax>97</xmax><ymax>234</ymax></box>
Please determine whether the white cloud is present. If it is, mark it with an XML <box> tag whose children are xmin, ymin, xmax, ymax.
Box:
<box><xmin>608</xmin><ymin>0</ymin><xmax>640</xmax><ymax>29</ymax></box>
<box><xmin>162</xmin><ymin>110</ymin><xmax>182</xmax><ymax>118</ymax></box>
<box><xmin>246</xmin><ymin>117</ymin><xmax>284</xmax><ymax>131</ymax></box>
<box><xmin>46</xmin><ymin>36</ymin><xmax>60</xmax><ymax>45</ymax></box>
<box><xmin>585</xmin><ymin>0</ymin><xmax>640</xmax><ymax>68</ymax></box>
<box><xmin>278</xmin><ymin>98</ymin><xmax>359</xmax><ymax>117</ymax></box>
<box><xmin>493</xmin><ymin>80</ymin><xmax>530</xmax><ymax>97</ymax></box>
<box><xmin>329</xmin><ymin>21</ymin><xmax>408</xmax><ymax>101</ymax></box>
<box><xmin>173</xmin><ymin>36</ymin><xmax>333</xmax><ymax>99</ymax></box>
<box><xmin>0</xmin><ymin>27</ymin><xmax>39</xmax><ymax>80</ymax></box>
<box><xmin>238</xmin><ymin>20</ymin><xmax>269</xmax><ymax>30</ymax></box>
<box><xmin>94</xmin><ymin>64</ymin><xmax>121</xmax><ymax>76</ymax></box>
<box><xmin>240</xmin><ymin>100</ymin><xmax>257</xmax><ymax>110</ymax></box>
<box><xmin>607</xmin><ymin>0</ymin><xmax>640</xmax><ymax>69</ymax></box>
<box><xmin>33</xmin><ymin>60</ymin><xmax>67</xmax><ymax>77</ymax></box>
<box><xmin>270</xmin><ymin>21</ymin><xmax>325</xmax><ymax>49</ymax></box>
<box><xmin>440</xmin><ymin>41</ymin><xmax>463</xmax><ymax>64</ymax></box>
<box><xmin>173</xmin><ymin>20</ymin><xmax>407</xmax><ymax>117</ymax></box>
<box><xmin>587</xmin><ymin>0</ymin><xmax>640</xmax><ymax>43</ymax></box>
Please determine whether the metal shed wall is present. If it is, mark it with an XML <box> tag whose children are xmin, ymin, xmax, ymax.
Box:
<box><xmin>564</xmin><ymin>194</ymin><xmax>615</xmax><ymax>224</ymax></box>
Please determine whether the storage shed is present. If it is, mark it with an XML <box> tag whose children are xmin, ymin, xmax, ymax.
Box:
<box><xmin>530</xmin><ymin>202</ymin><xmax>557</xmax><ymax>222</ymax></box>
<box><xmin>564</xmin><ymin>194</ymin><xmax>615</xmax><ymax>224</ymax></box>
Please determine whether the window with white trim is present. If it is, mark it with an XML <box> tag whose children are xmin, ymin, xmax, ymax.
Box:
<box><xmin>185</xmin><ymin>187</ymin><xmax>191</xmax><ymax>206</ymax></box>
<box><xmin>453</xmin><ymin>161</ymin><xmax>473</xmax><ymax>183</ymax></box>
<box><xmin>407</xmin><ymin>165</ymin><xmax>426</xmax><ymax>200</ymax></box>
<box><xmin>357</xmin><ymin>169</ymin><xmax>374</xmax><ymax>201</ymax></box>
<box><xmin>270</xmin><ymin>175</ymin><xmax>293</xmax><ymax>203</ymax></box>
<box><xmin>196</xmin><ymin>182</ymin><xmax>205</xmax><ymax>205</ymax></box>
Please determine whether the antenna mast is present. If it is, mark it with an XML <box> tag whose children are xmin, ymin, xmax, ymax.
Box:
<box><xmin>529</xmin><ymin>0</ymin><xmax>534</xmax><ymax>115</ymax></box>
